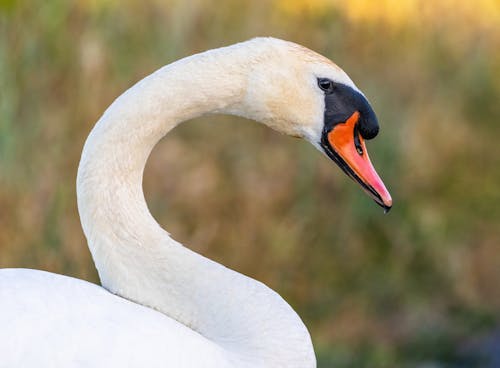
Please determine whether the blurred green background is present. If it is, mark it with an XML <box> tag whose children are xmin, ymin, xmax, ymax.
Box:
<box><xmin>1</xmin><ymin>0</ymin><xmax>499</xmax><ymax>366</ymax></box>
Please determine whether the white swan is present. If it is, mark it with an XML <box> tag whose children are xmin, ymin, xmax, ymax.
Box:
<box><xmin>0</xmin><ymin>38</ymin><xmax>391</xmax><ymax>367</ymax></box>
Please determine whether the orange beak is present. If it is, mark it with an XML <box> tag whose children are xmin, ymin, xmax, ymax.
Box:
<box><xmin>322</xmin><ymin>111</ymin><xmax>392</xmax><ymax>212</ymax></box>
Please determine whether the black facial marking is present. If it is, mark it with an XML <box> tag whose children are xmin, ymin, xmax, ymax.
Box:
<box><xmin>319</xmin><ymin>79</ymin><xmax>379</xmax><ymax>140</ymax></box>
<box><xmin>317</xmin><ymin>79</ymin><xmax>389</xmax><ymax>211</ymax></box>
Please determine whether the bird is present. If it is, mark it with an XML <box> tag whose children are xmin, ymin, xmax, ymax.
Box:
<box><xmin>0</xmin><ymin>37</ymin><xmax>392</xmax><ymax>367</ymax></box>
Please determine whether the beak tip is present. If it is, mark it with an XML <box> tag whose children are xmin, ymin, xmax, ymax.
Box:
<box><xmin>377</xmin><ymin>192</ymin><xmax>392</xmax><ymax>214</ymax></box>
<box><xmin>382</xmin><ymin>196</ymin><xmax>392</xmax><ymax>214</ymax></box>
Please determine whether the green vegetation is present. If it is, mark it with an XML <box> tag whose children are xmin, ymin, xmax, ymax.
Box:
<box><xmin>1</xmin><ymin>1</ymin><xmax>499</xmax><ymax>366</ymax></box>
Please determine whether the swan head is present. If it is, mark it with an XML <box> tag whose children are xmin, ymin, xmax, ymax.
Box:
<box><xmin>238</xmin><ymin>38</ymin><xmax>392</xmax><ymax>211</ymax></box>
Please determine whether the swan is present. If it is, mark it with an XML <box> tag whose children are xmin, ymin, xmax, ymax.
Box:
<box><xmin>0</xmin><ymin>37</ymin><xmax>391</xmax><ymax>367</ymax></box>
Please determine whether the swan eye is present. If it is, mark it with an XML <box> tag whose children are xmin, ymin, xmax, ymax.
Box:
<box><xmin>317</xmin><ymin>78</ymin><xmax>334</xmax><ymax>93</ymax></box>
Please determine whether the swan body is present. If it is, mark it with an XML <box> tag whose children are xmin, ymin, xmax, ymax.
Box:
<box><xmin>0</xmin><ymin>269</ymin><xmax>232</xmax><ymax>367</ymax></box>
<box><xmin>0</xmin><ymin>38</ymin><xmax>391</xmax><ymax>367</ymax></box>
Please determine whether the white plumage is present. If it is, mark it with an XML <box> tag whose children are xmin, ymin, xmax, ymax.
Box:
<box><xmin>0</xmin><ymin>38</ymin><xmax>385</xmax><ymax>367</ymax></box>
<box><xmin>0</xmin><ymin>269</ymin><xmax>231</xmax><ymax>367</ymax></box>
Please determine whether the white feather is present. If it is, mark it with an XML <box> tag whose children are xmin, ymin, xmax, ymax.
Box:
<box><xmin>0</xmin><ymin>38</ymin><xmax>356</xmax><ymax>367</ymax></box>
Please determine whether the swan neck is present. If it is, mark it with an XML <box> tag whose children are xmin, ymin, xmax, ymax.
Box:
<box><xmin>78</xmin><ymin>46</ymin><xmax>250</xmax><ymax>254</ymax></box>
<box><xmin>76</xmin><ymin>42</ymin><xmax>315</xmax><ymax>367</ymax></box>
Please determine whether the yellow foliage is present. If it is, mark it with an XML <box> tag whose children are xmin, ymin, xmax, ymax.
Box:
<box><xmin>277</xmin><ymin>0</ymin><xmax>500</xmax><ymax>32</ymax></box>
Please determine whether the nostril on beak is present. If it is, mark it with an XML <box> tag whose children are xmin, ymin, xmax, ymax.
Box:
<box><xmin>353</xmin><ymin>124</ymin><xmax>364</xmax><ymax>156</ymax></box>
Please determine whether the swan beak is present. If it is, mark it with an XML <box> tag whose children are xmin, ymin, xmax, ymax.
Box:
<box><xmin>321</xmin><ymin>111</ymin><xmax>392</xmax><ymax>212</ymax></box>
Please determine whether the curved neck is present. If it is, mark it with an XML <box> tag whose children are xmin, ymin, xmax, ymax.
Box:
<box><xmin>77</xmin><ymin>41</ymin><xmax>315</xmax><ymax>367</ymax></box>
